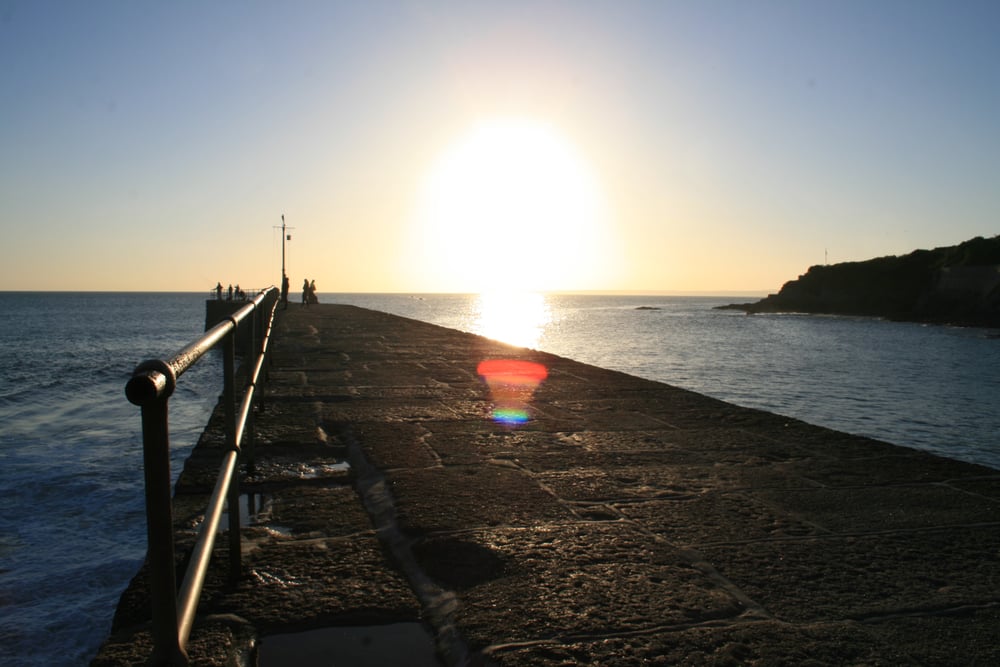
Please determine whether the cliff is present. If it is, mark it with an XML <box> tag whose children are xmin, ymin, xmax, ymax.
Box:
<box><xmin>721</xmin><ymin>235</ymin><xmax>1000</xmax><ymax>327</ymax></box>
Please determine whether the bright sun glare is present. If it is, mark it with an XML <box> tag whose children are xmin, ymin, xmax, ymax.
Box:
<box><xmin>410</xmin><ymin>118</ymin><xmax>613</xmax><ymax>293</ymax></box>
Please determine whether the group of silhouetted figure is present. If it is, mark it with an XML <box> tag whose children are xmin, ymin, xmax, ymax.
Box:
<box><xmin>301</xmin><ymin>278</ymin><xmax>318</xmax><ymax>306</ymax></box>
<box><xmin>214</xmin><ymin>282</ymin><xmax>248</xmax><ymax>301</ymax></box>
<box><xmin>278</xmin><ymin>275</ymin><xmax>317</xmax><ymax>308</ymax></box>
<box><xmin>217</xmin><ymin>278</ymin><xmax>317</xmax><ymax>308</ymax></box>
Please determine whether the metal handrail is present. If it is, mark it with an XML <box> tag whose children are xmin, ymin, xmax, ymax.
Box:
<box><xmin>207</xmin><ymin>286</ymin><xmax>270</xmax><ymax>301</ymax></box>
<box><xmin>126</xmin><ymin>286</ymin><xmax>280</xmax><ymax>665</ymax></box>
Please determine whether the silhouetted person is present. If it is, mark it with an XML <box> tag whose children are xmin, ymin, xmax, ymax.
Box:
<box><xmin>215</xmin><ymin>282</ymin><xmax>223</xmax><ymax>300</ymax></box>
<box><xmin>309</xmin><ymin>279</ymin><xmax>318</xmax><ymax>304</ymax></box>
<box><xmin>302</xmin><ymin>278</ymin><xmax>310</xmax><ymax>307</ymax></box>
<box><xmin>228</xmin><ymin>284</ymin><xmax>233</xmax><ymax>301</ymax></box>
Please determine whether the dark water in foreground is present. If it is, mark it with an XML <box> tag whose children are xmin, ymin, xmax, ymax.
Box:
<box><xmin>1</xmin><ymin>291</ymin><xmax>998</xmax><ymax>665</ymax></box>
<box><xmin>0</xmin><ymin>293</ymin><xmax>222</xmax><ymax>666</ymax></box>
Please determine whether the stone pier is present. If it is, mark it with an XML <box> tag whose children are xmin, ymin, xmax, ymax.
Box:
<box><xmin>94</xmin><ymin>304</ymin><xmax>1000</xmax><ymax>665</ymax></box>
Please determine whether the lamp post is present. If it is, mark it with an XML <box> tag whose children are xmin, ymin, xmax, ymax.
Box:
<box><xmin>277</xmin><ymin>214</ymin><xmax>297</xmax><ymax>281</ymax></box>
<box><xmin>280</xmin><ymin>214</ymin><xmax>288</xmax><ymax>281</ymax></box>
<box><xmin>276</xmin><ymin>215</ymin><xmax>294</xmax><ymax>308</ymax></box>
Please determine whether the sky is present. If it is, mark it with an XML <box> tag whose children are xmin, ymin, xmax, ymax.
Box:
<box><xmin>1</xmin><ymin>1</ymin><xmax>998</xmax><ymax>294</ymax></box>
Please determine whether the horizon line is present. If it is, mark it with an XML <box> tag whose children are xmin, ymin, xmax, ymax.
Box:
<box><xmin>0</xmin><ymin>288</ymin><xmax>772</xmax><ymax>297</ymax></box>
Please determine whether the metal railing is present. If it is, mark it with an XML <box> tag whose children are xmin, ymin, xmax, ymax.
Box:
<box><xmin>207</xmin><ymin>286</ymin><xmax>271</xmax><ymax>301</ymax></box>
<box><xmin>125</xmin><ymin>286</ymin><xmax>280</xmax><ymax>665</ymax></box>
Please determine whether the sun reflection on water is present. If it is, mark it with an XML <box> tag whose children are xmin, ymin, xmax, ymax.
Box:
<box><xmin>472</xmin><ymin>291</ymin><xmax>551</xmax><ymax>348</ymax></box>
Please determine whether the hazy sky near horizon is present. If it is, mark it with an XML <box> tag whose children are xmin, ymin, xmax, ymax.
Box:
<box><xmin>2</xmin><ymin>1</ymin><xmax>998</xmax><ymax>293</ymax></box>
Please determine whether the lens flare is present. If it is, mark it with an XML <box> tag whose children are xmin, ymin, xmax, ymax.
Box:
<box><xmin>477</xmin><ymin>359</ymin><xmax>548</xmax><ymax>425</ymax></box>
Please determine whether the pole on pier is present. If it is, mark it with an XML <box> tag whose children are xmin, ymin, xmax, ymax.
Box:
<box><xmin>275</xmin><ymin>214</ymin><xmax>295</xmax><ymax>308</ymax></box>
<box><xmin>277</xmin><ymin>214</ymin><xmax>296</xmax><ymax>281</ymax></box>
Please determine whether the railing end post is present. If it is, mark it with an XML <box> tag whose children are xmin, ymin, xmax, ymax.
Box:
<box><xmin>126</xmin><ymin>359</ymin><xmax>177</xmax><ymax>405</ymax></box>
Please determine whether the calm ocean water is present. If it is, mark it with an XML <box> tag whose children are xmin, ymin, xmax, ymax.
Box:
<box><xmin>1</xmin><ymin>291</ymin><xmax>998</xmax><ymax>665</ymax></box>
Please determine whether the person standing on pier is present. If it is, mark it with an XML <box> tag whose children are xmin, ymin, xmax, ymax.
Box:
<box><xmin>215</xmin><ymin>282</ymin><xmax>223</xmax><ymax>300</ymax></box>
<box><xmin>302</xmin><ymin>278</ymin><xmax>310</xmax><ymax>307</ymax></box>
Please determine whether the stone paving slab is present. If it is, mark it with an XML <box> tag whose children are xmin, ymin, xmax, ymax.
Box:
<box><xmin>387</xmin><ymin>466</ymin><xmax>575</xmax><ymax>533</ymax></box>
<box><xmin>412</xmin><ymin>523</ymin><xmax>747</xmax><ymax>648</ymax></box>
<box><xmin>207</xmin><ymin>534</ymin><xmax>421</xmax><ymax>632</ymax></box>
<box><xmin>486</xmin><ymin>619</ymin><xmax>920</xmax><ymax>666</ymax></box>
<box><xmin>95</xmin><ymin>304</ymin><xmax>1000</xmax><ymax>665</ymax></box>
<box><xmin>699</xmin><ymin>528</ymin><xmax>1000</xmax><ymax>623</ymax></box>
<box><xmin>615</xmin><ymin>494</ymin><xmax>826</xmax><ymax>546</ymax></box>
<box><xmin>757</xmin><ymin>484</ymin><xmax>1000</xmax><ymax>533</ymax></box>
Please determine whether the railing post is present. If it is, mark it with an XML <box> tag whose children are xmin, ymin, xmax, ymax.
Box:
<box><xmin>246</xmin><ymin>305</ymin><xmax>258</xmax><ymax>475</ymax></box>
<box><xmin>140</xmin><ymin>400</ymin><xmax>188</xmax><ymax>666</ymax></box>
<box><xmin>127</xmin><ymin>361</ymin><xmax>189</xmax><ymax>667</ymax></box>
<box><xmin>222</xmin><ymin>327</ymin><xmax>242</xmax><ymax>581</ymax></box>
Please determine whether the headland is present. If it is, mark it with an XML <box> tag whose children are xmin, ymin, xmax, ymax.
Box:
<box><xmin>720</xmin><ymin>235</ymin><xmax>1000</xmax><ymax>327</ymax></box>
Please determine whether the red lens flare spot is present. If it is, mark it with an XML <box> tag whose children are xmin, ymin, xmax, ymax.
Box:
<box><xmin>476</xmin><ymin>359</ymin><xmax>549</xmax><ymax>383</ymax></box>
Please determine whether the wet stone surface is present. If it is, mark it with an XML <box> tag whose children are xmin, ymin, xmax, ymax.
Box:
<box><xmin>261</xmin><ymin>485</ymin><xmax>369</xmax><ymax>537</ymax></box>
<box><xmin>95</xmin><ymin>304</ymin><xmax>1000</xmax><ymax>666</ymax></box>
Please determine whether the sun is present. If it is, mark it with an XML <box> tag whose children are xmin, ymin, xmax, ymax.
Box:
<box><xmin>408</xmin><ymin>117</ymin><xmax>615</xmax><ymax>293</ymax></box>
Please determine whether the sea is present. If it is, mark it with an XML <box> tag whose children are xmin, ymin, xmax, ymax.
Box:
<box><xmin>2</xmin><ymin>291</ymin><xmax>999</xmax><ymax>666</ymax></box>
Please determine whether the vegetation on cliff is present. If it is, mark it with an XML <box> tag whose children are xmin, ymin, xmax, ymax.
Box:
<box><xmin>721</xmin><ymin>235</ymin><xmax>1000</xmax><ymax>327</ymax></box>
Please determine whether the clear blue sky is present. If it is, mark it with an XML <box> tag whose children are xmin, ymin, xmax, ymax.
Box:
<box><xmin>1</xmin><ymin>1</ymin><xmax>997</xmax><ymax>292</ymax></box>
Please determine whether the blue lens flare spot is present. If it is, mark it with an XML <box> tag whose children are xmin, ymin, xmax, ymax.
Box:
<box><xmin>491</xmin><ymin>408</ymin><xmax>531</xmax><ymax>425</ymax></box>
